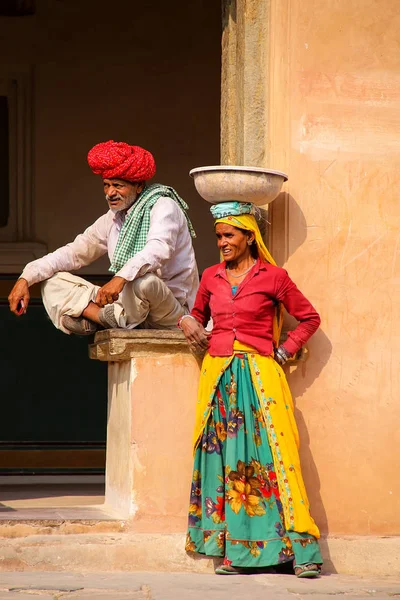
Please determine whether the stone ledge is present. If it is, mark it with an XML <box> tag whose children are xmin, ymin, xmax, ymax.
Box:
<box><xmin>89</xmin><ymin>329</ymin><xmax>194</xmax><ymax>362</ymax></box>
<box><xmin>0</xmin><ymin>519</ymin><xmax>127</xmax><ymax>538</ymax></box>
<box><xmin>0</xmin><ymin>533</ymin><xmax>398</xmax><ymax>576</ymax></box>
<box><xmin>94</xmin><ymin>330</ymin><xmax>187</xmax><ymax>344</ymax></box>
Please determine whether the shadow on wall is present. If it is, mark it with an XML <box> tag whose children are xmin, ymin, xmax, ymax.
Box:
<box><xmin>269</xmin><ymin>192</ymin><xmax>308</xmax><ymax>267</ymax></box>
<box><xmin>283</xmin><ymin>331</ymin><xmax>334</xmax><ymax>571</ymax></box>
<box><xmin>274</xmin><ymin>192</ymin><xmax>335</xmax><ymax>568</ymax></box>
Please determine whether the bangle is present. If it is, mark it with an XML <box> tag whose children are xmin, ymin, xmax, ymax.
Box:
<box><xmin>177</xmin><ymin>314</ymin><xmax>196</xmax><ymax>329</ymax></box>
<box><xmin>275</xmin><ymin>345</ymin><xmax>291</xmax><ymax>365</ymax></box>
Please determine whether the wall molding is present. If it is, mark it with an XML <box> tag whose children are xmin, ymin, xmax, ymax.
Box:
<box><xmin>0</xmin><ymin>66</ymin><xmax>47</xmax><ymax>271</ymax></box>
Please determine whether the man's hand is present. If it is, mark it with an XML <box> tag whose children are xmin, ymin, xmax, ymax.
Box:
<box><xmin>181</xmin><ymin>317</ymin><xmax>211</xmax><ymax>353</ymax></box>
<box><xmin>8</xmin><ymin>278</ymin><xmax>30</xmax><ymax>316</ymax></box>
<box><xmin>95</xmin><ymin>276</ymin><xmax>127</xmax><ymax>307</ymax></box>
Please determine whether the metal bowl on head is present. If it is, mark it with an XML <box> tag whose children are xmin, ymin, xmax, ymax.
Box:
<box><xmin>189</xmin><ymin>165</ymin><xmax>288</xmax><ymax>206</ymax></box>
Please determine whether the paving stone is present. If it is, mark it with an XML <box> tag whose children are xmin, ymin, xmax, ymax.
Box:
<box><xmin>290</xmin><ymin>597</ymin><xmax>392</xmax><ymax>600</ymax></box>
<box><xmin>0</xmin><ymin>572</ymin><xmax>399</xmax><ymax>600</ymax></box>
<box><xmin>0</xmin><ymin>594</ymin><xmax>56</xmax><ymax>600</ymax></box>
<box><xmin>10</xmin><ymin>586</ymin><xmax>84</xmax><ymax>592</ymax></box>
<box><xmin>65</xmin><ymin>591</ymin><xmax>146</xmax><ymax>600</ymax></box>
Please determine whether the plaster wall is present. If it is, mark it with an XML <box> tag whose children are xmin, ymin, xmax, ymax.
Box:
<box><xmin>91</xmin><ymin>331</ymin><xmax>201</xmax><ymax>531</ymax></box>
<box><xmin>0</xmin><ymin>0</ymin><xmax>221</xmax><ymax>274</ymax></box>
<box><xmin>268</xmin><ymin>0</ymin><xmax>400</xmax><ymax>535</ymax></box>
<box><xmin>127</xmin><ymin>352</ymin><xmax>199</xmax><ymax>532</ymax></box>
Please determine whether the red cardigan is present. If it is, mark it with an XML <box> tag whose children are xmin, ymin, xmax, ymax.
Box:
<box><xmin>191</xmin><ymin>258</ymin><xmax>320</xmax><ymax>357</ymax></box>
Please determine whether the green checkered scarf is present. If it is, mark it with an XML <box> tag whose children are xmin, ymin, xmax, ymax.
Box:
<box><xmin>109</xmin><ymin>183</ymin><xmax>196</xmax><ymax>273</ymax></box>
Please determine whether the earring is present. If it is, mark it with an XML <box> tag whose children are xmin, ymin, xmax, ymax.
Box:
<box><xmin>247</xmin><ymin>240</ymin><xmax>253</xmax><ymax>245</ymax></box>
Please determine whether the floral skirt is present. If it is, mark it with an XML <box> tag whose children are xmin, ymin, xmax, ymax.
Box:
<box><xmin>186</xmin><ymin>353</ymin><xmax>322</xmax><ymax>568</ymax></box>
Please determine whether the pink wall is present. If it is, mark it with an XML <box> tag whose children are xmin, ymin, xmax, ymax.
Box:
<box><xmin>129</xmin><ymin>353</ymin><xmax>199</xmax><ymax>532</ymax></box>
<box><xmin>269</xmin><ymin>0</ymin><xmax>400</xmax><ymax>535</ymax></box>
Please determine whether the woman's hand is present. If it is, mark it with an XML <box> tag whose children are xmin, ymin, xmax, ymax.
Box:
<box><xmin>181</xmin><ymin>316</ymin><xmax>211</xmax><ymax>353</ymax></box>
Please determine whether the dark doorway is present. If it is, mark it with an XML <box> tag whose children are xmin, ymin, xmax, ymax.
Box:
<box><xmin>0</xmin><ymin>279</ymin><xmax>107</xmax><ymax>476</ymax></box>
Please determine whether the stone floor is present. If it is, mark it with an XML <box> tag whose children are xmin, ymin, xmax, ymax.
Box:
<box><xmin>0</xmin><ymin>482</ymin><xmax>110</xmax><ymax>521</ymax></box>
<box><xmin>0</xmin><ymin>483</ymin><xmax>105</xmax><ymax>508</ymax></box>
<box><xmin>0</xmin><ymin>571</ymin><xmax>399</xmax><ymax>600</ymax></box>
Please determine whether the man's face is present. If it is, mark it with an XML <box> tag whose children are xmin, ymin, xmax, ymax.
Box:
<box><xmin>103</xmin><ymin>178</ymin><xmax>144</xmax><ymax>213</ymax></box>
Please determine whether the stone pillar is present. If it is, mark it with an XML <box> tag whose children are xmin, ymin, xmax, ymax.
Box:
<box><xmin>221</xmin><ymin>0</ymin><xmax>280</xmax><ymax>248</ymax></box>
<box><xmin>221</xmin><ymin>0</ymin><xmax>271</xmax><ymax>166</ymax></box>
<box><xmin>89</xmin><ymin>330</ymin><xmax>201</xmax><ymax>531</ymax></box>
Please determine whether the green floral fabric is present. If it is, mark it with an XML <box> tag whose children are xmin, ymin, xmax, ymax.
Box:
<box><xmin>186</xmin><ymin>354</ymin><xmax>322</xmax><ymax>569</ymax></box>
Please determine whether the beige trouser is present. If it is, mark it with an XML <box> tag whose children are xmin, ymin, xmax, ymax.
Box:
<box><xmin>41</xmin><ymin>272</ymin><xmax>187</xmax><ymax>335</ymax></box>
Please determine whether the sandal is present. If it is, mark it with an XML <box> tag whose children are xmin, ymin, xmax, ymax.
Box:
<box><xmin>294</xmin><ymin>563</ymin><xmax>321</xmax><ymax>578</ymax></box>
<box><xmin>215</xmin><ymin>564</ymin><xmax>242</xmax><ymax>575</ymax></box>
<box><xmin>215</xmin><ymin>557</ymin><xmax>244</xmax><ymax>575</ymax></box>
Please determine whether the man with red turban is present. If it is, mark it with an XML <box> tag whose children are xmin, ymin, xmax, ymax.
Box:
<box><xmin>8</xmin><ymin>140</ymin><xmax>199</xmax><ymax>334</ymax></box>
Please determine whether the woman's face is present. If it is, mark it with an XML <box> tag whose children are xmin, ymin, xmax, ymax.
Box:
<box><xmin>215</xmin><ymin>223</ymin><xmax>254</xmax><ymax>262</ymax></box>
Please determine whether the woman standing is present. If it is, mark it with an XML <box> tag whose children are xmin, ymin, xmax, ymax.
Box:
<box><xmin>180</xmin><ymin>202</ymin><xmax>323</xmax><ymax>577</ymax></box>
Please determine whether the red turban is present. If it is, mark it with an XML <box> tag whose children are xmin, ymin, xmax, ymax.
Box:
<box><xmin>87</xmin><ymin>140</ymin><xmax>156</xmax><ymax>182</ymax></box>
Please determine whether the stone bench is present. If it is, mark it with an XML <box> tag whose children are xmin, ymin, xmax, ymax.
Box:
<box><xmin>89</xmin><ymin>330</ymin><xmax>201</xmax><ymax>531</ymax></box>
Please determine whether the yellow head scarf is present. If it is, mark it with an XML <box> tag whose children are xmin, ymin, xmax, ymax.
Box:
<box><xmin>215</xmin><ymin>213</ymin><xmax>283</xmax><ymax>348</ymax></box>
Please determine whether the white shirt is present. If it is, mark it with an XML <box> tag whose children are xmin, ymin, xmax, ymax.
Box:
<box><xmin>21</xmin><ymin>197</ymin><xmax>199</xmax><ymax>309</ymax></box>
